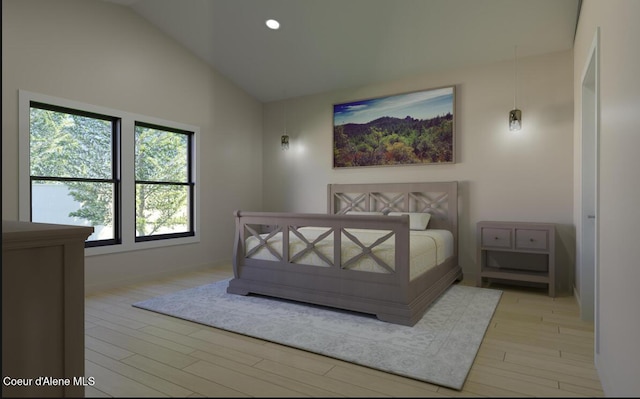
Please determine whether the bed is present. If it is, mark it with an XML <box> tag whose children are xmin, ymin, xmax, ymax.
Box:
<box><xmin>227</xmin><ymin>181</ymin><xmax>462</xmax><ymax>326</ymax></box>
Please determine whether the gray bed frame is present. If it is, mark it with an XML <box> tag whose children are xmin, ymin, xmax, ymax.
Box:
<box><xmin>227</xmin><ymin>181</ymin><xmax>462</xmax><ymax>326</ymax></box>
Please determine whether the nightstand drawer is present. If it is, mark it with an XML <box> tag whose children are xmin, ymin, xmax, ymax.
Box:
<box><xmin>515</xmin><ymin>228</ymin><xmax>548</xmax><ymax>250</ymax></box>
<box><xmin>481</xmin><ymin>228</ymin><xmax>512</xmax><ymax>248</ymax></box>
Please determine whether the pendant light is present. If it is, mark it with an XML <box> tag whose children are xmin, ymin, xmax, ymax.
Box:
<box><xmin>281</xmin><ymin>99</ymin><xmax>289</xmax><ymax>150</ymax></box>
<box><xmin>509</xmin><ymin>45</ymin><xmax>522</xmax><ymax>131</ymax></box>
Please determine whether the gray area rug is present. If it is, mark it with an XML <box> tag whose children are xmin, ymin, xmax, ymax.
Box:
<box><xmin>133</xmin><ymin>279</ymin><xmax>501</xmax><ymax>390</ymax></box>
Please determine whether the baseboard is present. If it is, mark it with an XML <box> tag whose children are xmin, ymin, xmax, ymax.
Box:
<box><xmin>84</xmin><ymin>260</ymin><xmax>232</xmax><ymax>295</ymax></box>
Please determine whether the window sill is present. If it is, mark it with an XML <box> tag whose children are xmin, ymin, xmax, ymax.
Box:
<box><xmin>85</xmin><ymin>234</ymin><xmax>200</xmax><ymax>256</ymax></box>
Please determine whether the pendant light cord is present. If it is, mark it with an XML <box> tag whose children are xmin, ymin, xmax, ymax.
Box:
<box><xmin>513</xmin><ymin>45</ymin><xmax>518</xmax><ymax>109</ymax></box>
<box><xmin>282</xmin><ymin>91</ymin><xmax>288</xmax><ymax>135</ymax></box>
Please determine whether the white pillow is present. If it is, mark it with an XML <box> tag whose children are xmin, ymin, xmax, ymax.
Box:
<box><xmin>345</xmin><ymin>211</ymin><xmax>385</xmax><ymax>216</ymax></box>
<box><xmin>387</xmin><ymin>212</ymin><xmax>431</xmax><ymax>230</ymax></box>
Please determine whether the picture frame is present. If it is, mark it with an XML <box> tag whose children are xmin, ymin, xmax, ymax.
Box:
<box><xmin>333</xmin><ymin>86</ymin><xmax>455</xmax><ymax>168</ymax></box>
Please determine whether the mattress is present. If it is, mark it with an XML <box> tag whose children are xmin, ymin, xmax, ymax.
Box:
<box><xmin>245</xmin><ymin>227</ymin><xmax>454</xmax><ymax>281</ymax></box>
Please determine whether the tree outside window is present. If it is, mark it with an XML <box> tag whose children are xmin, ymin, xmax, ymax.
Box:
<box><xmin>134</xmin><ymin>122</ymin><xmax>194</xmax><ymax>241</ymax></box>
<box><xmin>29</xmin><ymin>103</ymin><xmax>119</xmax><ymax>245</ymax></box>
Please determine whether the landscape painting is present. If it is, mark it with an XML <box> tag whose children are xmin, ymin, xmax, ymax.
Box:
<box><xmin>333</xmin><ymin>86</ymin><xmax>455</xmax><ymax>168</ymax></box>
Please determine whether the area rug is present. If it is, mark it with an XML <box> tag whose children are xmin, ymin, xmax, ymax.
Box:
<box><xmin>133</xmin><ymin>279</ymin><xmax>501</xmax><ymax>390</ymax></box>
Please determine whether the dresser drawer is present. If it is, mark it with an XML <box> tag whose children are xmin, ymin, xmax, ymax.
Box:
<box><xmin>515</xmin><ymin>228</ymin><xmax>548</xmax><ymax>250</ymax></box>
<box><xmin>481</xmin><ymin>227</ymin><xmax>512</xmax><ymax>248</ymax></box>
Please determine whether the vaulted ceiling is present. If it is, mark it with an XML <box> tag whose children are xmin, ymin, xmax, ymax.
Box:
<box><xmin>106</xmin><ymin>0</ymin><xmax>580</xmax><ymax>102</ymax></box>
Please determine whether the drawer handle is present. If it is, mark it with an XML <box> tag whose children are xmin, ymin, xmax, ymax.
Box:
<box><xmin>530</xmin><ymin>238</ymin><xmax>535</xmax><ymax>242</ymax></box>
<box><xmin>494</xmin><ymin>237</ymin><xmax>499</xmax><ymax>240</ymax></box>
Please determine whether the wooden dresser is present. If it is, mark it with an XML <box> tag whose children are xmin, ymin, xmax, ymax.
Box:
<box><xmin>2</xmin><ymin>220</ymin><xmax>93</xmax><ymax>397</ymax></box>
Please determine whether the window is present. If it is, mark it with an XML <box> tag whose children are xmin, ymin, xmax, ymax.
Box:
<box><xmin>29</xmin><ymin>102</ymin><xmax>121</xmax><ymax>247</ymax></box>
<box><xmin>20</xmin><ymin>91</ymin><xmax>200</xmax><ymax>255</ymax></box>
<box><xmin>135</xmin><ymin>122</ymin><xmax>194</xmax><ymax>241</ymax></box>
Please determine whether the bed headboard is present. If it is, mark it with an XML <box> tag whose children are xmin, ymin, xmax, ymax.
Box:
<box><xmin>327</xmin><ymin>181</ymin><xmax>458</xmax><ymax>236</ymax></box>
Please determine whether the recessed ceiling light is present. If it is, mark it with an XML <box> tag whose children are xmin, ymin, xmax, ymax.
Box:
<box><xmin>265</xmin><ymin>19</ymin><xmax>280</xmax><ymax>30</ymax></box>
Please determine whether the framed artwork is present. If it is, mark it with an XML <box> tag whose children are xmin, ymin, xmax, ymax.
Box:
<box><xmin>333</xmin><ymin>86</ymin><xmax>455</xmax><ymax>168</ymax></box>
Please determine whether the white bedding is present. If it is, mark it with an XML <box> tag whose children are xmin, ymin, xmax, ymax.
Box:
<box><xmin>245</xmin><ymin>227</ymin><xmax>453</xmax><ymax>281</ymax></box>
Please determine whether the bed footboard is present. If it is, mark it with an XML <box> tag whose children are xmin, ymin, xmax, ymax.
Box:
<box><xmin>227</xmin><ymin>181</ymin><xmax>460</xmax><ymax>326</ymax></box>
<box><xmin>227</xmin><ymin>211</ymin><xmax>415</xmax><ymax>315</ymax></box>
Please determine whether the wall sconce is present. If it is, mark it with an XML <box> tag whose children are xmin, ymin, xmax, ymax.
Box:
<box><xmin>509</xmin><ymin>45</ymin><xmax>522</xmax><ymax>131</ymax></box>
<box><xmin>281</xmin><ymin>134</ymin><xmax>289</xmax><ymax>150</ymax></box>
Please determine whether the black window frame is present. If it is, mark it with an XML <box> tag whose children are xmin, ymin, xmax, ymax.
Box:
<box><xmin>134</xmin><ymin>121</ymin><xmax>195</xmax><ymax>242</ymax></box>
<box><xmin>29</xmin><ymin>101</ymin><xmax>122</xmax><ymax>248</ymax></box>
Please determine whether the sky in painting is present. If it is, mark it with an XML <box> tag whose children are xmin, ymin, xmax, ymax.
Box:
<box><xmin>333</xmin><ymin>87</ymin><xmax>454</xmax><ymax>126</ymax></box>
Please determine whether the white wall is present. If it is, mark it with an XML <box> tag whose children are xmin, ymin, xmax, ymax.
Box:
<box><xmin>2</xmin><ymin>0</ymin><xmax>263</xmax><ymax>292</ymax></box>
<box><xmin>573</xmin><ymin>0</ymin><xmax>640</xmax><ymax>396</ymax></box>
<box><xmin>262</xmin><ymin>50</ymin><xmax>575</xmax><ymax>285</ymax></box>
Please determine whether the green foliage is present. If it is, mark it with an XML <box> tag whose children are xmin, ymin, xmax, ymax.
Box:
<box><xmin>30</xmin><ymin>108</ymin><xmax>112</xmax><ymax>179</ymax></box>
<box><xmin>135</xmin><ymin>184</ymin><xmax>188</xmax><ymax>236</ymax></box>
<box><xmin>67</xmin><ymin>182</ymin><xmax>114</xmax><ymax>228</ymax></box>
<box><xmin>135</xmin><ymin>126</ymin><xmax>189</xmax><ymax>236</ymax></box>
<box><xmin>30</xmin><ymin>108</ymin><xmax>115</xmax><ymax>227</ymax></box>
<box><xmin>333</xmin><ymin>113</ymin><xmax>453</xmax><ymax>167</ymax></box>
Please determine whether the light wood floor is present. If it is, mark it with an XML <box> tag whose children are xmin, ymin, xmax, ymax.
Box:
<box><xmin>84</xmin><ymin>265</ymin><xmax>604</xmax><ymax>397</ymax></box>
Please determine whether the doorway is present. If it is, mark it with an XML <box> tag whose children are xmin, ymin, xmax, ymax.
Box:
<box><xmin>580</xmin><ymin>28</ymin><xmax>600</xmax><ymax>354</ymax></box>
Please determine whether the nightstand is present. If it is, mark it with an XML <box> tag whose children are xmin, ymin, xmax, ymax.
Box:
<box><xmin>476</xmin><ymin>221</ymin><xmax>556</xmax><ymax>297</ymax></box>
